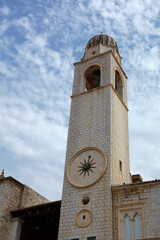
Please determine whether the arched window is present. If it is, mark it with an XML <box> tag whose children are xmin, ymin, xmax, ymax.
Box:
<box><xmin>119</xmin><ymin>207</ymin><xmax>144</xmax><ymax>240</ymax></box>
<box><xmin>85</xmin><ymin>65</ymin><xmax>100</xmax><ymax>90</ymax></box>
<box><xmin>123</xmin><ymin>215</ymin><xmax>131</xmax><ymax>240</ymax></box>
<box><xmin>115</xmin><ymin>70</ymin><xmax>123</xmax><ymax>99</ymax></box>
<box><xmin>133</xmin><ymin>213</ymin><xmax>141</xmax><ymax>240</ymax></box>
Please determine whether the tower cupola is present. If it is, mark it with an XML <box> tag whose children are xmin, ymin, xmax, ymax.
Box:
<box><xmin>82</xmin><ymin>34</ymin><xmax>122</xmax><ymax>64</ymax></box>
<box><xmin>86</xmin><ymin>34</ymin><xmax>118</xmax><ymax>50</ymax></box>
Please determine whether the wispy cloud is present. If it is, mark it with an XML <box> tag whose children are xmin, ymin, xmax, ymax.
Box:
<box><xmin>0</xmin><ymin>5</ymin><xmax>10</xmax><ymax>16</ymax></box>
<box><xmin>0</xmin><ymin>0</ymin><xmax>160</xmax><ymax>200</ymax></box>
<box><xmin>0</xmin><ymin>19</ymin><xmax>10</xmax><ymax>35</ymax></box>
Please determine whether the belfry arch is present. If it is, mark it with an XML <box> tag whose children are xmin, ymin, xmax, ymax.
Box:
<box><xmin>84</xmin><ymin>65</ymin><xmax>101</xmax><ymax>90</ymax></box>
<box><xmin>115</xmin><ymin>69</ymin><xmax>123</xmax><ymax>99</ymax></box>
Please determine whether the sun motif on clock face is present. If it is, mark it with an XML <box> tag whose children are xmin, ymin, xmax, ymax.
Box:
<box><xmin>77</xmin><ymin>155</ymin><xmax>96</xmax><ymax>177</ymax></box>
<box><xmin>66</xmin><ymin>147</ymin><xmax>107</xmax><ymax>188</ymax></box>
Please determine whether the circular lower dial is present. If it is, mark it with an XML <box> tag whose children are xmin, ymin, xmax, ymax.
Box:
<box><xmin>66</xmin><ymin>147</ymin><xmax>107</xmax><ymax>188</ymax></box>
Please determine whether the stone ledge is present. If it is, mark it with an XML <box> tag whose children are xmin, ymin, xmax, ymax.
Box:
<box><xmin>112</xmin><ymin>179</ymin><xmax>160</xmax><ymax>193</ymax></box>
<box><xmin>71</xmin><ymin>83</ymin><xmax>129</xmax><ymax>111</ymax></box>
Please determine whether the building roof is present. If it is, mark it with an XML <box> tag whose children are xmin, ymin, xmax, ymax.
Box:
<box><xmin>112</xmin><ymin>179</ymin><xmax>160</xmax><ymax>192</ymax></box>
<box><xmin>86</xmin><ymin>34</ymin><xmax>118</xmax><ymax>51</ymax></box>
<box><xmin>11</xmin><ymin>200</ymin><xmax>61</xmax><ymax>219</ymax></box>
<box><xmin>0</xmin><ymin>176</ymin><xmax>24</xmax><ymax>187</ymax></box>
<box><xmin>11</xmin><ymin>201</ymin><xmax>61</xmax><ymax>240</ymax></box>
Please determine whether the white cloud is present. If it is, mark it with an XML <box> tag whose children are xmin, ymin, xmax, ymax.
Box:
<box><xmin>0</xmin><ymin>0</ymin><xmax>160</xmax><ymax>200</ymax></box>
<box><xmin>0</xmin><ymin>61</ymin><xmax>16</xmax><ymax>77</ymax></box>
<box><xmin>13</xmin><ymin>16</ymin><xmax>34</xmax><ymax>33</ymax></box>
<box><xmin>0</xmin><ymin>6</ymin><xmax>10</xmax><ymax>16</ymax></box>
<box><xmin>0</xmin><ymin>19</ymin><xmax>10</xmax><ymax>35</ymax></box>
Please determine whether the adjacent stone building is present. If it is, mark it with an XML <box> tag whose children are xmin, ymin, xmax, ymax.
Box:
<box><xmin>0</xmin><ymin>34</ymin><xmax>160</xmax><ymax>240</ymax></box>
<box><xmin>112</xmin><ymin>180</ymin><xmax>160</xmax><ymax>240</ymax></box>
<box><xmin>0</xmin><ymin>175</ymin><xmax>49</xmax><ymax>240</ymax></box>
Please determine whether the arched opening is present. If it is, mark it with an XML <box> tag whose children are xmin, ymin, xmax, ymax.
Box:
<box><xmin>123</xmin><ymin>214</ymin><xmax>131</xmax><ymax>240</ymax></box>
<box><xmin>115</xmin><ymin>70</ymin><xmax>123</xmax><ymax>99</ymax></box>
<box><xmin>133</xmin><ymin>213</ymin><xmax>141</xmax><ymax>239</ymax></box>
<box><xmin>84</xmin><ymin>65</ymin><xmax>100</xmax><ymax>91</ymax></box>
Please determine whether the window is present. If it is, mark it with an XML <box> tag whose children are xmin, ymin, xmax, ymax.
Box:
<box><xmin>119</xmin><ymin>160</ymin><xmax>122</xmax><ymax>172</ymax></box>
<box><xmin>118</xmin><ymin>204</ymin><xmax>144</xmax><ymax>240</ymax></box>
<box><xmin>115</xmin><ymin>70</ymin><xmax>123</xmax><ymax>99</ymax></box>
<box><xmin>123</xmin><ymin>213</ymin><xmax>142</xmax><ymax>240</ymax></box>
<box><xmin>123</xmin><ymin>215</ymin><xmax>131</xmax><ymax>240</ymax></box>
<box><xmin>87</xmin><ymin>237</ymin><xmax>96</xmax><ymax>240</ymax></box>
<box><xmin>85</xmin><ymin>65</ymin><xmax>100</xmax><ymax>90</ymax></box>
<box><xmin>133</xmin><ymin>213</ymin><xmax>141</xmax><ymax>239</ymax></box>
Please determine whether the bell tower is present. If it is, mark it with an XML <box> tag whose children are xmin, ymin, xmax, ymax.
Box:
<box><xmin>58</xmin><ymin>34</ymin><xmax>132</xmax><ymax>240</ymax></box>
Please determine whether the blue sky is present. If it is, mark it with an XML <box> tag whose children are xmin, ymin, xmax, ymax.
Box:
<box><xmin>0</xmin><ymin>0</ymin><xmax>160</xmax><ymax>200</ymax></box>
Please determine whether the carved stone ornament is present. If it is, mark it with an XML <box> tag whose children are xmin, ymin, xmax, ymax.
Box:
<box><xmin>66</xmin><ymin>147</ymin><xmax>107</xmax><ymax>188</ymax></box>
<box><xmin>76</xmin><ymin>209</ymin><xmax>92</xmax><ymax>228</ymax></box>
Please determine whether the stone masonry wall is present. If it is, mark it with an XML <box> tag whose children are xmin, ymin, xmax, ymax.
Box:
<box><xmin>0</xmin><ymin>177</ymin><xmax>49</xmax><ymax>240</ymax></box>
<box><xmin>20</xmin><ymin>185</ymin><xmax>49</xmax><ymax>208</ymax></box>
<box><xmin>58</xmin><ymin>85</ymin><xmax>112</xmax><ymax>240</ymax></box>
<box><xmin>72</xmin><ymin>52</ymin><xmax>111</xmax><ymax>96</ymax></box>
<box><xmin>111</xmin><ymin>55</ymin><xmax>127</xmax><ymax>106</ymax></box>
<box><xmin>110</xmin><ymin>53</ymin><xmax>131</xmax><ymax>185</ymax></box>
<box><xmin>0</xmin><ymin>178</ymin><xmax>23</xmax><ymax>240</ymax></box>
<box><xmin>112</xmin><ymin>181</ymin><xmax>160</xmax><ymax>240</ymax></box>
<box><xmin>111</xmin><ymin>88</ymin><xmax>131</xmax><ymax>185</ymax></box>
<box><xmin>58</xmin><ymin>51</ymin><xmax>113</xmax><ymax>240</ymax></box>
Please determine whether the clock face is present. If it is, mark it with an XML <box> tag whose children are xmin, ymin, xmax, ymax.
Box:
<box><xmin>66</xmin><ymin>147</ymin><xmax>107</xmax><ymax>188</ymax></box>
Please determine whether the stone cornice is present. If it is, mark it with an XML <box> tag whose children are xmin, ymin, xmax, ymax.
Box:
<box><xmin>111</xmin><ymin>51</ymin><xmax>128</xmax><ymax>79</ymax></box>
<box><xmin>71</xmin><ymin>83</ymin><xmax>129</xmax><ymax>111</ymax></box>
<box><xmin>73</xmin><ymin>51</ymin><xmax>112</xmax><ymax>66</ymax></box>
<box><xmin>112</xmin><ymin>179</ymin><xmax>160</xmax><ymax>193</ymax></box>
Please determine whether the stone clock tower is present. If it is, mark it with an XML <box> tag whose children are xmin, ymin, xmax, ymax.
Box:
<box><xmin>58</xmin><ymin>34</ymin><xmax>132</xmax><ymax>240</ymax></box>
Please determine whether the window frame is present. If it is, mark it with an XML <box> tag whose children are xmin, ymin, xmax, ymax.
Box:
<box><xmin>119</xmin><ymin>160</ymin><xmax>122</xmax><ymax>172</ymax></box>
<box><xmin>114</xmin><ymin>69</ymin><xmax>124</xmax><ymax>100</ymax></box>
<box><xmin>85</xmin><ymin>65</ymin><xmax>101</xmax><ymax>91</ymax></box>
<box><xmin>87</xmin><ymin>237</ymin><xmax>96</xmax><ymax>240</ymax></box>
<box><xmin>118</xmin><ymin>202</ymin><xmax>145</xmax><ymax>240</ymax></box>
